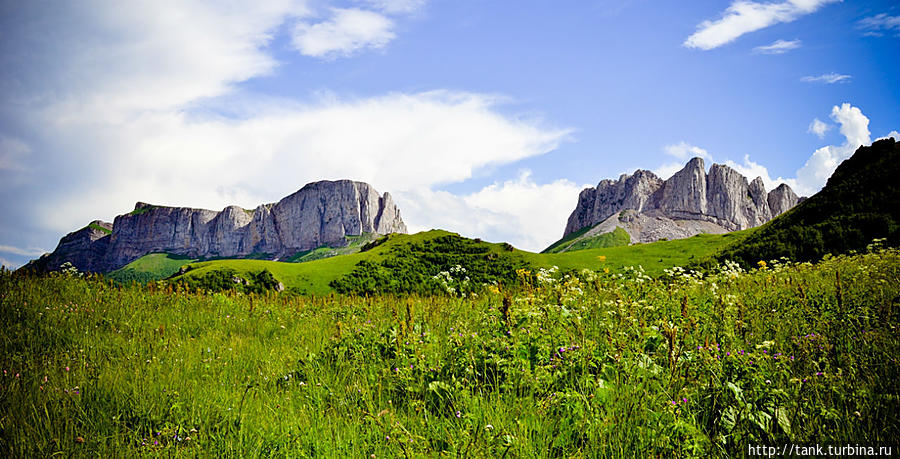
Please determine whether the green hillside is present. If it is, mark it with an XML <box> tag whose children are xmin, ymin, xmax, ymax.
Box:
<box><xmin>168</xmin><ymin>229</ymin><xmax>748</xmax><ymax>295</ymax></box>
<box><xmin>711</xmin><ymin>138</ymin><xmax>900</xmax><ymax>267</ymax></box>
<box><xmin>106</xmin><ymin>253</ymin><xmax>197</xmax><ymax>284</ymax></box>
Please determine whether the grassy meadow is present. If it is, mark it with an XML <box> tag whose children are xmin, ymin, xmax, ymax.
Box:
<box><xmin>2</xmin><ymin>245</ymin><xmax>899</xmax><ymax>456</ymax></box>
<box><xmin>145</xmin><ymin>230</ymin><xmax>749</xmax><ymax>296</ymax></box>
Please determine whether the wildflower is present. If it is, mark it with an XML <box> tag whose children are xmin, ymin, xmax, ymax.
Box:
<box><xmin>682</xmin><ymin>398</ymin><xmax>687</xmax><ymax>403</ymax></box>
<box><xmin>456</xmin><ymin>410</ymin><xmax>461</xmax><ymax>418</ymax></box>
<box><xmin>65</xmin><ymin>367</ymin><xmax>70</xmax><ymax>372</ymax></box>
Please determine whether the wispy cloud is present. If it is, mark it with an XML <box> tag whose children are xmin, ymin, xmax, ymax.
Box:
<box><xmin>857</xmin><ymin>13</ymin><xmax>900</xmax><ymax>37</ymax></box>
<box><xmin>808</xmin><ymin>118</ymin><xmax>829</xmax><ymax>138</ymax></box>
<box><xmin>664</xmin><ymin>142</ymin><xmax>711</xmax><ymax>161</ymax></box>
<box><xmin>684</xmin><ymin>0</ymin><xmax>838</xmax><ymax>50</ymax></box>
<box><xmin>292</xmin><ymin>8</ymin><xmax>396</xmax><ymax>59</ymax></box>
<box><xmin>0</xmin><ymin>245</ymin><xmax>47</xmax><ymax>257</ymax></box>
<box><xmin>361</xmin><ymin>0</ymin><xmax>426</xmax><ymax>14</ymax></box>
<box><xmin>801</xmin><ymin>73</ymin><xmax>851</xmax><ymax>84</ymax></box>
<box><xmin>753</xmin><ymin>38</ymin><xmax>802</xmax><ymax>54</ymax></box>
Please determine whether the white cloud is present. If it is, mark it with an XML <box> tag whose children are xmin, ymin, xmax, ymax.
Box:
<box><xmin>361</xmin><ymin>0</ymin><xmax>426</xmax><ymax>14</ymax></box>
<box><xmin>292</xmin><ymin>8</ymin><xmax>396</xmax><ymax>58</ymax></box>
<box><xmin>396</xmin><ymin>171</ymin><xmax>587</xmax><ymax>251</ymax></box>
<box><xmin>684</xmin><ymin>0</ymin><xmax>838</xmax><ymax>50</ymax></box>
<box><xmin>664</xmin><ymin>141</ymin><xmax>711</xmax><ymax>161</ymax></box>
<box><xmin>878</xmin><ymin>131</ymin><xmax>900</xmax><ymax>141</ymax></box>
<box><xmin>654</xmin><ymin>142</ymin><xmax>712</xmax><ymax>179</ymax></box>
<box><xmin>657</xmin><ymin>104</ymin><xmax>888</xmax><ymax>198</ymax></box>
<box><xmin>0</xmin><ymin>245</ymin><xmax>47</xmax><ymax>257</ymax></box>
<box><xmin>753</xmin><ymin>38</ymin><xmax>802</xmax><ymax>54</ymax></box>
<box><xmin>808</xmin><ymin>118</ymin><xmax>830</xmax><ymax>138</ymax></box>
<box><xmin>723</xmin><ymin>155</ymin><xmax>790</xmax><ymax>191</ymax></box>
<box><xmin>30</xmin><ymin>91</ymin><xmax>570</xmax><ymax>235</ymax></box>
<box><xmin>0</xmin><ymin>1</ymin><xmax>574</xmax><ymax>257</ymax></box>
<box><xmin>791</xmin><ymin>103</ymin><xmax>870</xmax><ymax>195</ymax></box>
<box><xmin>801</xmin><ymin>73</ymin><xmax>851</xmax><ymax>84</ymax></box>
<box><xmin>857</xmin><ymin>13</ymin><xmax>900</xmax><ymax>37</ymax></box>
<box><xmin>1</xmin><ymin>1</ymin><xmax>311</xmax><ymax>120</ymax></box>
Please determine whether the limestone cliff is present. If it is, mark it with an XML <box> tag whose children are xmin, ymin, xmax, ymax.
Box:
<box><xmin>559</xmin><ymin>158</ymin><xmax>801</xmax><ymax>248</ymax></box>
<box><xmin>31</xmin><ymin>180</ymin><xmax>407</xmax><ymax>272</ymax></box>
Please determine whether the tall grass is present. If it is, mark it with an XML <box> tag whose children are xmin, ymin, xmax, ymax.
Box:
<box><xmin>1</xmin><ymin>248</ymin><xmax>898</xmax><ymax>457</ymax></box>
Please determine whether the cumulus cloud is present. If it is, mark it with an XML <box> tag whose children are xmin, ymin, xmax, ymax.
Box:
<box><xmin>753</xmin><ymin>38</ymin><xmax>802</xmax><ymax>54</ymax></box>
<box><xmin>0</xmin><ymin>1</ymin><xmax>574</xmax><ymax>263</ymax></box>
<box><xmin>396</xmin><ymin>172</ymin><xmax>587</xmax><ymax>251</ymax></box>
<box><xmin>664</xmin><ymin>141</ymin><xmax>711</xmax><ymax>161</ymax></box>
<box><xmin>790</xmin><ymin>103</ymin><xmax>870</xmax><ymax>195</ymax></box>
<box><xmin>28</xmin><ymin>90</ymin><xmax>570</xmax><ymax>237</ymax></box>
<box><xmin>808</xmin><ymin>118</ymin><xmax>830</xmax><ymax>138</ymax></box>
<box><xmin>857</xmin><ymin>13</ymin><xmax>900</xmax><ymax>37</ymax></box>
<box><xmin>654</xmin><ymin>142</ymin><xmax>711</xmax><ymax>178</ymax></box>
<box><xmin>656</xmin><ymin>104</ymin><xmax>888</xmax><ymax>197</ymax></box>
<box><xmin>801</xmin><ymin>73</ymin><xmax>851</xmax><ymax>84</ymax></box>
<box><xmin>684</xmin><ymin>0</ymin><xmax>838</xmax><ymax>50</ymax></box>
<box><xmin>878</xmin><ymin>131</ymin><xmax>900</xmax><ymax>142</ymax></box>
<box><xmin>292</xmin><ymin>8</ymin><xmax>396</xmax><ymax>58</ymax></box>
<box><xmin>0</xmin><ymin>1</ymin><xmax>311</xmax><ymax>120</ymax></box>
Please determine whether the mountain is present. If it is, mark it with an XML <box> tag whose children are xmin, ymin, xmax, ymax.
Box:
<box><xmin>26</xmin><ymin>180</ymin><xmax>407</xmax><ymax>273</ymax></box>
<box><xmin>710</xmin><ymin>137</ymin><xmax>900</xmax><ymax>266</ymax></box>
<box><xmin>547</xmin><ymin>157</ymin><xmax>800</xmax><ymax>252</ymax></box>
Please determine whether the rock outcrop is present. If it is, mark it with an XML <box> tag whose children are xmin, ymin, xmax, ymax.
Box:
<box><xmin>30</xmin><ymin>180</ymin><xmax>407</xmax><ymax>272</ymax></box>
<box><xmin>561</xmin><ymin>158</ymin><xmax>801</xmax><ymax>245</ymax></box>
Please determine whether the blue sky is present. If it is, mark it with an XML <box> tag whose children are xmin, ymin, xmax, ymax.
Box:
<box><xmin>1</xmin><ymin>0</ymin><xmax>898</xmax><ymax>267</ymax></box>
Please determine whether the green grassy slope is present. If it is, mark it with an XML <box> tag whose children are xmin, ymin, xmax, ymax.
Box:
<box><xmin>283</xmin><ymin>233</ymin><xmax>378</xmax><ymax>263</ymax></box>
<box><xmin>106</xmin><ymin>253</ymin><xmax>197</xmax><ymax>284</ymax></box>
<box><xmin>171</xmin><ymin>229</ymin><xmax>749</xmax><ymax>294</ymax></box>
<box><xmin>542</xmin><ymin>224</ymin><xmax>594</xmax><ymax>253</ymax></box>
<box><xmin>173</xmin><ymin>231</ymin><xmax>453</xmax><ymax>295</ymax></box>
<box><xmin>711</xmin><ymin>138</ymin><xmax>900</xmax><ymax>266</ymax></box>
<box><xmin>4</xmin><ymin>248</ymin><xmax>899</xmax><ymax>456</ymax></box>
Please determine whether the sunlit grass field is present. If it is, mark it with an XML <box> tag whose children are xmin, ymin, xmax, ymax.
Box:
<box><xmin>1</xmin><ymin>247</ymin><xmax>898</xmax><ymax>456</ymax></box>
<box><xmin>164</xmin><ymin>230</ymin><xmax>749</xmax><ymax>295</ymax></box>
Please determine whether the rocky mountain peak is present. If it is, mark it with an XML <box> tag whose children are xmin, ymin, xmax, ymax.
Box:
<box><xmin>562</xmin><ymin>157</ymin><xmax>802</xmax><ymax>244</ymax></box>
<box><xmin>30</xmin><ymin>180</ymin><xmax>407</xmax><ymax>272</ymax></box>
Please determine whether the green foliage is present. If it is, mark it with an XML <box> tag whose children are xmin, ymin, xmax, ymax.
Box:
<box><xmin>713</xmin><ymin>138</ymin><xmax>900</xmax><ymax>267</ymax></box>
<box><xmin>172</xmin><ymin>268</ymin><xmax>282</xmax><ymax>294</ymax></box>
<box><xmin>168</xmin><ymin>230</ymin><xmax>746</xmax><ymax>295</ymax></box>
<box><xmin>105</xmin><ymin>253</ymin><xmax>196</xmax><ymax>285</ymax></box>
<box><xmin>330</xmin><ymin>234</ymin><xmax>527</xmax><ymax>295</ymax></box>
<box><xmin>127</xmin><ymin>205</ymin><xmax>156</xmax><ymax>216</ymax></box>
<box><xmin>284</xmin><ymin>233</ymin><xmax>378</xmax><ymax>263</ymax></box>
<box><xmin>542</xmin><ymin>224</ymin><xmax>594</xmax><ymax>253</ymax></box>
<box><xmin>87</xmin><ymin>223</ymin><xmax>112</xmax><ymax>235</ymax></box>
<box><xmin>560</xmin><ymin>226</ymin><xmax>631</xmax><ymax>252</ymax></box>
<box><xmin>2</xmin><ymin>248</ymin><xmax>898</xmax><ymax>456</ymax></box>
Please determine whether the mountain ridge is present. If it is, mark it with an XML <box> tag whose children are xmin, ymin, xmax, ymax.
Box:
<box><xmin>553</xmin><ymin>157</ymin><xmax>801</xmax><ymax>251</ymax></box>
<box><xmin>26</xmin><ymin>180</ymin><xmax>407</xmax><ymax>273</ymax></box>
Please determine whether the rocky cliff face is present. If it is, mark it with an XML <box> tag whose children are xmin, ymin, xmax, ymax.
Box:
<box><xmin>32</xmin><ymin>180</ymin><xmax>407</xmax><ymax>272</ymax></box>
<box><xmin>563</xmin><ymin>158</ymin><xmax>800</xmax><ymax>243</ymax></box>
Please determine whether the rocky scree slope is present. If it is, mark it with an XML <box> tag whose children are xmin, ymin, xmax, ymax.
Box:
<box><xmin>555</xmin><ymin>157</ymin><xmax>800</xmax><ymax>250</ymax></box>
<box><xmin>27</xmin><ymin>180</ymin><xmax>407</xmax><ymax>273</ymax></box>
